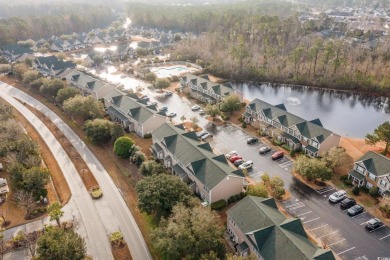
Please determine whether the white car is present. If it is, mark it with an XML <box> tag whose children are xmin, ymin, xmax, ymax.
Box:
<box><xmin>239</xmin><ymin>161</ymin><xmax>253</xmax><ymax>170</ymax></box>
<box><xmin>328</xmin><ymin>190</ymin><xmax>347</xmax><ymax>203</ymax></box>
<box><xmin>167</xmin><ymin>112</ymin><xmax>177</xmax><ymax>118</ymax></box>
<box><xmin>225</xmin><ymin>151</ymin><xmax>237</xmax><ymax>159</ymax></box>
<box><xmin>191</xmin><ymin>105</ymin><xmax>200</xmax><ymax>111</ymax></box>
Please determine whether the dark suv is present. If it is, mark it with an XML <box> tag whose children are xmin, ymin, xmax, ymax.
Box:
<box><xmin>340</xmin><ymin>198</ymin><xmax>356</xmax><ymax>210</ymax></box>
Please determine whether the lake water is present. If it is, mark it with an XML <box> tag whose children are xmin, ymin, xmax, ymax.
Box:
<box><xmin>234</xmin><ymin>83</ymin><xmax>390</xmax><ymax>138</ymax></box>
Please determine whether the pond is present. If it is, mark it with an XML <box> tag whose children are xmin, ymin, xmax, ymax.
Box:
<box><xmin>233</xmin><ymin>83</ymin><xmax>390</xmax><ymax>138</ymax></box>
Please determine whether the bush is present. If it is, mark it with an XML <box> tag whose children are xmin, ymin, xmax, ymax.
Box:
<box><xmin>290</xmin><ymin>149</ymin><xmax>296</xmax><ymax>157</ymax></box>
<box><xmin>247</xmin><ymin>184</ymin><xmax>268</xmax><ymax>198</ymax></box>
<box><xmin>369</xmin><ymin>186</ymin><xmax>379</xmax><ymax>197</ymax></box>
<box><xmin>221</xmin><ymin>113</ymin><xmax>230</xmax><ymax>121</ymax></box>
<box><xmin>281</xmin><ymin>144</ymin><xmax>291</xmax><ymax>151</ymax></box>
<box><xmin>227</xmin><ymin>193</ymin><xmax>246</xmax><ymax>204</ymax></box>
<box><xmin>359</xmin><ymin>186</ymin><xmax>369</xmax><ymax>194</ymax></box>
<box><xmin>340</xmin><ymin>175</ymin><xmax>348</xmax><ymax>182</ymax></box>
<box><xmin>242</xmin><ymin>121</ymin><xmax>247</xmax><ymax>128</ymax></box>
<box><xmin>344</xmin><ymin>179</ymin><xmax>353</xmax><ymax>186</ymax></box>
<box><xmin>143</xmin><ymin>133</ymin><xmax>152</xmax><ymax>139</ymax></box>
<box><xmin>113</xmin><ymin>136</ymin><xmax>134</xmax><ymax>158</ymax></box>
<box><xmin>89</xmin><ymin>186</ymin><xmax>103</xmax><ymax>199</ymax></box>
<box><xmin>379</xmin><ymin>204</ymin><xmax>390</xmax><ymax>218</ymax></box>
<box><xmin>210</xmin><ymin>199</ymin><xmax>227</xmax><ymax>211</ymax></box>
<box><xmin>352</xmin><ymin>186</ymin><xmax>360</xmax><ymax>195</ymax></box>
<box><xmin>130</xmin><ymin>151</ymin><xmax>146</xmax><ymax>167</ymax></box>
<box><xmin>110</xmin><ymin>231</ymin><xmax>124</xmax><ymax>247</ymax></box>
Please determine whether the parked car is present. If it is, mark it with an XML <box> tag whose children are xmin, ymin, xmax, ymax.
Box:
<box><xmin>347</xmin><ymin>204</ymin><xmax>364</xmax><ymax>216</ymax></box>
<box><xmin>159</xmin><ymin>106</ymin><xmax>168</xmax><ymax>112</ymax></box>
<box><xmin>259</xmin><ymin>146</ymin><xmax>271</xmax><ymax>154</ymax></box>
<box><xmin>199</xmin><ymin>109</ymin><xmax>205</xmax><ymax>115</ymax></box>
<box><xmin>201</xmin><ymin>133</ymin><xmax>213</xmax><ymax>141</ymax></box>
<box><xmin>271</xmin><ymin>151</ymin><xmax>284</xmax><ymax>160</ymax></box>
<box><xmin>167</xmin><ymin>112</ymin><xmax>177</xmax><ymax>118</ymax></box>
<box><xmin>247</xmin><ymin>137</ymin><xmax>258</xmax><ymax>144</ymax></box>
<box><xmin>225</xmin><ymin>151</ymin><xmax>237</xmax><ymax>159</ymax></box>
<box><xmin>340</xmin><ymin>198</ymin><xmax>356</xmax><ymax>210</ymax></box>
<box><xmin>239</xmin><ymin>161</ymin><xmax>253</xmax><ymax>170</ymax></box>
<box><xmin>233</xmin><ymin>159</ymin><xmax>245</xmax><ymax>167</ymax></box>
<box><xmin>328</xmin><ymin>190</ymin><xmax>347</xmax><ymax>203</ymax></box>
<box><xmin>365</xmin><ymin>218</ymin><xmax>382</xmax><ymax>231</ymax></box>
<box><xmin>196</xmin><ymin>131</ymin><xmax>208</xmax><ymax>138</ymax></box>
<box><xmin>191</xmin><ymin>105</ymin><xmax>200</xmax><ymax>111</ymax></box>
<box><xmin>141</xmin><ymin>95</ymin><xmax>149</xmax><ymax>101</ymax></box>
<box><xmin>164</xmin><ymin>91</ymin><xmax>173</xmax><ymax>97</ymax></box>
<box><xmin>148</xmin><ymin>101</ymin><xmax>158</xmax><ymax>106</ymax></box>
<box><xmin>230</xmin><ymin>156</ymin><xmax>243</xmax><ymax>163</ymax></box>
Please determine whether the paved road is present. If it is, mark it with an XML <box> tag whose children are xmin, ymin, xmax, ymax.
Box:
<box><xmin>143</xmin><ymin>87</ymin><xmax>390</xmax><ymax>260</ymax></box>
<box><xmin>0</xmin><ymin>88</ymin><xmax>113</xmax><ymax>260</ymax></box>
<box><xmin>0</xmin><ymin>82</ymin><xmax>152</xmax><ymax>260</ymax></box>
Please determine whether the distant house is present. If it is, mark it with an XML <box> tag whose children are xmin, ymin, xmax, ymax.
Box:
<box><xmin>244</xmin><ymin>98</ymin><xmax>340</xmax><ymax>157</ymax></box>
<box><xmin>34</xmin><ymin>56</ymin><xmax>76</xmax><ymax>77</ymax></box>
<box><xmin>152</xmin><ymin>123</ymin><xmax>246</xmax><ymax>204</ymax></box>
<box><xmin>348</xmin><ymin>151</ymin><xmax>390</xmax><ymax>198</ymax></box>
<box><xmin>227</xmin><ymin>196</ymin><xmax>335</xmax><ymax>259</ymax></box>
<box><xmin>0</xmin><ymin>44</ymin><xmax>34</xmax><ymax>63</ymax></box>
<box><xmin>71</xmin><ymin>54</ymin><xmax>94</xmax><ymax>67</ymax></box>
<box><xmin>103</xmin><ymin>89</ymin><xmax>167</xmax><ymax>137</ymax></box>
<box><xmin>88</xmin><ymin>35</ymin><xmax>104</xmax><ymax>45</ymax></box>
<box><xmin>65</xmin><ymin>69</ymin><xmax>113</xmax><ymax>99</ymax></box>
<box><xmin>180</xmin><ymin>74</ymin><xmax>243</xmax><ymax>104</ymax></box>
<box><xmin>134</xmin><ymin>68</ymin><xmax>151</xmax><ymax>79</ymax></box>
<box><xmin>50</xmin><ymin>39</ymin><xmax>72</xmax><ymax>52</ymax></box>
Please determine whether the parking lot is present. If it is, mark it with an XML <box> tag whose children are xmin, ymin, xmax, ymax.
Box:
<box><xmin>140</xmin><ymin>89</ymin><xmax>390</xmax><ymax>259</ymax></box>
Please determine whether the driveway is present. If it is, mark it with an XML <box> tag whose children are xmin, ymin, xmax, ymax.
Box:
<box><xmin>142</xmin><ymin>87</ymin><xmax>390</xmax><ymax>260</ymax></box>
<box><xmin>0</xmin><ymin>82</ymin><xmax>152</xmax><ymax>260</ymax></box>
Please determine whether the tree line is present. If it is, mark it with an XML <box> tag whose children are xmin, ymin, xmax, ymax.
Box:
<box><xmin>127</xmin><ymin>2</ymin><xmax>390</xmax><ymax>96</ymax></box>
<box><xmin>0</xmin><ymin>6</ymin><xmax>116</xmax><ymax>45</ymax></box>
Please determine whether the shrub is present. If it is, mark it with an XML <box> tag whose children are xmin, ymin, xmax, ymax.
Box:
<box><xmin>369</xmin><ymin>186</ymin><xmax>379</xmax><ymax>197</ymax></box>
<box><xmin>344</xmin><ymin>179</ymin><xmax>353</xmax><ymax>186</ymax></box>
<box><xmin>340</xmin><ymin>175</ymin><xmax>348</xmax><ymax>182</ymax></box>
<box><xmin>290</xmin><ymin>149</ymin><xmax>296</xmax><ymax>157</ymax></box>
<box><xmin>221</xmin><ymin>114</ymin><xmax>230</xmax><ymax>121</ymax></box>
<box><xmin>359</xmin><ymin>186</ymin><xmax>369</xmax><ymax>194</ymax></box>
<box><xmin>281</xmin><ymin>144</ymin><xmax>291</xmax><ymax>151</ymax></box>
<box><xmin>89</xmin><ymin>186</ymin><xmax>103</xmax><ymax>199</ymax></box>
<box><xmin>242</xmin><ymin>121</ymin><xmax>247</xmax><ymax>128</ymax></box>
<box><xmin>352</xmin><ymin>186</ymin><xmax>360</xmax><ymax>195</ymax></box>
<box><xmin>110</xmin><ymin>231</ymin><xmax>124</xmax><ymax>247</ymax></box>
<box><xmin>210</xmin><ymin>199</ymin><xmax>227</xmax><ymax>211</ymax></box>
<box><xmin>143</xmin><ymin>133</ymin><xmax>152</xmax><ymax>139</ymax></box>
<box><xmin>113</xmin><ymin>136</ymin><xmax>134</xmax><ymax>158</ymax></box>
<box><xmin>379</xmin><ymin>204</ymin><xmax>390</xmax><ymax>218</ymax></box>
<box><xmin>227</xmin><ymin>193</ymin><xmax>246</xmax><ymax>204</ymax></box>
<box><xmin>247</xmin><ymin>184</ymin><xmax>268</xmax><ymax>198</ymax></box>
<box><xmin>130</xmin><ymin>151</ymin><xmax>146</xmax><ymax>167</ymax></box>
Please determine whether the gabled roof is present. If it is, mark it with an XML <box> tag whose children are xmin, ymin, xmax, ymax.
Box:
<box><xmin>181</xmin><ymin>74</ymin><xmax>240</xmax><ymax>97</ymax></box>
<box><xmin>248</xmin><ymin>98</ymin><xmax>334</xmax><ymax>141</ymax></box>
<box><xmin>228</xmin><ymin>196</ymin><xmax>334</xmax><ymax>260</ymax></box>
<box><xmin>65</xmin><ymin>69</ymin><xmax>111</xmax><ymax>93</ymax></box>
<box><xmin>357</xmin><ymin>151</ymin><xmax>390</xmax><ymax>177</ymax></box>
<box><xmin>104</xmin><ymin>89</ymin><xmax>161</xmax><ymax>124</ymax></box>
<box><xmin>152</xmin><ymin>123</ymin><xmax>244</xmax><ymax>189</ymax></box>
<box><xmin>36</xmin><ymin>56</ymin><xmax>76</xmax><ymax>73</ymax></box>
<box><xmin>1</xmin><ymin>44</ymin><xmax>33</xmax><ymax>56</ymax></box>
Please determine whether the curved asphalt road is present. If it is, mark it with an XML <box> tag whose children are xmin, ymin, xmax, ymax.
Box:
<box><xmin>0</xmin><ymin>82</ymin><xmax>152</xmax><ymax>260</ymax></box>
<box><xmin>0</xmin><ymin>87</ymin><xmax>113</xmax><ymax>259</ymax></box>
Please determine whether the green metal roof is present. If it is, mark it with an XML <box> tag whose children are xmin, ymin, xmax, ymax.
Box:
<box><xmin>106</xmin><ymin>106</ymin><xmax>128</xmax><ymax>121</ymax></box>
<box><xmin>152</xmin><ymin>123</ymin><xmax>244</xmax><ymax>189</ymax></box>
<box><xmin>357</xmin><ymin>151</ymin><xmax>390</xmax><ymax>177</ymax></box>
<box><xmin>181</xmin><ymin>74</ymin><xmax>239</xmax><ymax>97</ymax></box>
<box><xmin>348</xmin><ymin>170</ymin><xmax>365</xmax><ymax>181</ymax></box>
<box><xmin>172</xmin><ymin>164</ymin><xmax>187</xmax><ymax>178</ymax></box>
<box><xmin>66</xmin><ymin>70</ymin><xmax>111</xmax><ymax>92</ymax></box>
<box><xmin>304</xmin><ymin>145</ymin><xmax>318</xmax><ymax>153</ymax></box>
<box><xmin>227</xmin><ymin>196</ymin><xmax>334</xmax><ymax>260</ymax></box>
<box><xmin>282</xmin><ymin>132</ymin><xmax>300</xmax><ymax>144</ymax></box>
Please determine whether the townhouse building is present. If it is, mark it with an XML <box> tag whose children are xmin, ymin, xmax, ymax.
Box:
<box><xmin>0</xmin><ymin>44</ymin><xmax>34</xmax><ymax>63</ymax></box>
<box><xmin>244</xmin><ymin>98</ymin><xmax>340</xmax><ymax>157</ymax></box>
<box><xmin>227</xmin><ymin>196</ymin><xmax>335</xmax><ymax>259</ymax></box>
<box><xmin>180</xmin><ymin>74</ymin><xmax>243</xmax><ymax>104</ymax></box>
<box><xmin>348</xmin><ymin>151</ymin><xmax>390</xmax><ymax>198</ymax></box>
<box><xmin>152</xmin><ymin>123</ymin><xmax>246</xmax><ymax>204</ymax></box>
<box><xmin>34</xmin><ymin>56</ymin><xmax>76</xmax><ymax>77</ymax></box>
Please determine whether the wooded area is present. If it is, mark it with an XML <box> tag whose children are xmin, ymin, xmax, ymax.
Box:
<box><xmin>128</xmin><ymin>2</ymin><xmax>390</xmax><ymax>95</ymax></box>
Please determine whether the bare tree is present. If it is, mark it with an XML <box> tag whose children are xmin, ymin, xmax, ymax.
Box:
<box><xmin>14</xmin><ymin>190</ymin><xmax>35</xmax><ymax>217</ymax></box>
<box><xmin>21</xmin><ymin>231</ymin><xmax>40</xmax><ymax>258</ymax></box>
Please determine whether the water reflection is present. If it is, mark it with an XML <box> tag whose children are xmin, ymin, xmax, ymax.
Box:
<box><xmin>234</xmin><ymin>82</ymin><xmax>390</xmax><ymax>138</ymax></box>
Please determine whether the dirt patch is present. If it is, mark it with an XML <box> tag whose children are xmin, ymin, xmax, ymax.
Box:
<box><xmin>112</xmin><ymin>244</ymin><xmax>133</xmax><ymax>260</ymax></box>
<box><xmin>0</xmin><ymin>76</ymin><xmax>161</xmax><ymax>259</ymax></box>
<box><xmin>182</xmin><ymin>121</ymin><xmax>202</xmax><ymax>132</ymax></box>
<box><xmin>127</xmin><ymin>133</ymin><xmax>152</xmax><ymax>159</ymax></box>
<box><xmin>340</xmin><ymin>137</ymin><xmax>385</xmax><ymax>161</ymax></box>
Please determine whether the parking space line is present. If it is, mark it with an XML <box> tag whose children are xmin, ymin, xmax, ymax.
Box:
<box><xmin>351</xmin><ymin>212</ymin><xmax>367</xmax><ymax>218</ymax></box>
<box><xmin>328</xmin><ymin>239</ymin><xmax>346</xmax><ymax>246</ymax></box>
<box><xmin>297</xmin><ymin>211</ymin><xmax>312</xmax><ymax>217</ymax></box>
<box><xmin>309</xmin><ymin>224</ymin><xmax>328</xmax><ymax>231</ymax></box>
<box><xmin>303</xmin><ymin>217</ymin><xmax>320</xmax><ymax>224</ymax></box>
<box><xmin>369</xmin><ymin>225</ymin><xmax>386</xmax><ymax>232</ymax></box>
<box><xmin>360</xmin><ymin>221</ymin><xmax>368</xmax><ymax>225</ymax></box>
<box><xmin>379</xmin><ymin>234</ymin><xmax>390</xmax><ymax>240</ymax></box>
<box><xmin>318</xmin><ymin>230</ymin><xmax>338</xmax><ymax>239</ymax></box>
<box><xmin>317</xmin><ymin>187</ymin><xmax>334</xmax><ymax>194</ymax></box>
<box><xmin>336</xmin><ymin>247</ymin><xmax>356</xmax><ymax>256</ymax></box>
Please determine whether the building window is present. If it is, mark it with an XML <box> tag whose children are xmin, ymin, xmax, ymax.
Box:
<box><xmin>355</xmin><ymin>165</ymin><xmax>365</xmax><ymax>174</ymax></box>
<box><xmin>368</xmin><ymin>173</ymin><xmax>376</xmax><ymax>181</ymax></box>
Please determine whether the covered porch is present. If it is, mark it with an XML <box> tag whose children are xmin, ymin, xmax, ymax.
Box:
<box><xmin>348</xmin><ymin>170</ymin><xmax>366</xmax><ymax>187</ymax></box>
<box><xmin>303</xmin><ymin>145</ymin><xmax>318</xmax><ymax>157</ymax></box>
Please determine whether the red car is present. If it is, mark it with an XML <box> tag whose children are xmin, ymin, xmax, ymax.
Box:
<box><xmin>230</xmin><ymin>155</ymin><xmax>243</xmax><ymax>163</ymax></box>
<box><xmin>271</xmin><ymin>151</ymin><xmax>284</xmax><ymax>160</ymax></box>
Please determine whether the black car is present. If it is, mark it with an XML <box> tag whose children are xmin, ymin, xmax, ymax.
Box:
<box><xmin>259</xmin><ymin>146</ymin><xmax>271</xmax><ymax>154</ymax></box>
<box><xmin>365</xmin><ymin>218</ymin><xmax>382</xmax><ymax>231</ymax></box>
<box><xmin>247</xmin><ymin>137</ymin><xmax>258</xmax><ymax>144</ymax></box>
<box><xmin>347</xmin><ymin>204</ymin><xmax>364</xmax><ymax>216</ymax></box>
<box><xmin>340</xmin><ymin>198</ymin><xmax>356</xmax><ymax>210</ymax></box>
<box><xmin>233</xmin><ymin>159</ymin><xmax>245</xmax><ymax>167</ymax></box>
